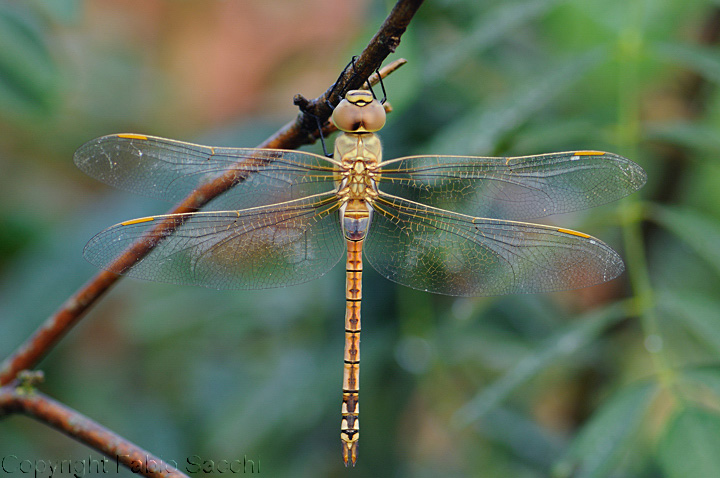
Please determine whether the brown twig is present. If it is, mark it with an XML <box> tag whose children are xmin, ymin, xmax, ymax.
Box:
<box><xmin>266</xmin><ymin>0</ymin><xmax>422</xmax><ymax>149</ymax></box>
<box><xmin>0</xmin><ymin>381</ymin><xmax>189</xmax><ymax>478</ymax></box>
<box><xmin>1</xmin><ymin>1</ymin><xmax>421</xmax><ymax>385</ymax></box>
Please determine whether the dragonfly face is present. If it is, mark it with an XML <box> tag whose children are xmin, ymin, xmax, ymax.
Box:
<box><xmin>74</xmin><ymin>89</ymin><xmax>646</xmax><ymax>466</ymax></box>
<box><xmin>332</xmin><ymin>89</ymin><xmax>386</xmax><ymax>133</ymax></box>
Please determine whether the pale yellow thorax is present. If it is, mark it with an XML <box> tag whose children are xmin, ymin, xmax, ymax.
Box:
<box><xmin>335</xmin><ymin>132</ymin><xmax>381</xmax><ymax>241</ymax></box>
<box><xmin>335</xmin><ymin>133</ymin><xmax>381</xmax><ymax>198</ymax></box>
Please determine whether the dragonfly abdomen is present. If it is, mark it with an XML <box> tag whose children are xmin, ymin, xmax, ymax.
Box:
<box><xmin>341</xmin><ymin>238</ymin><xmax>363</xmax><ymax>466</ymax></box>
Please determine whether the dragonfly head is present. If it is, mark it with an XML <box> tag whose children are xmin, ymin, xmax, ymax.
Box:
<box><xmin>332</xmin><ymin>90</ymin><xmax>386</xmax><ymax>134</ymax></box>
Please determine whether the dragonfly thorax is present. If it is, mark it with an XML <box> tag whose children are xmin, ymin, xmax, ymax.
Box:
<box><xmin>335</xmin><ymin>133</ymin><xmax>380</xmax><ymax>241</ymax></box>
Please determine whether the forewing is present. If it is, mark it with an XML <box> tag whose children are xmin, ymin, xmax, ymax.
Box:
<box><xmin>74</xmin><ymin>134</ymin><xmax>338</xmax><ymax>210</ymax></box>
<box><xmin>364</xmin><ymin>193</ymin><xmax>624</xmax><ymax>296</ymax></box>
<box><xmin>83</xmin><ymin>193</ymin><xmax>345</xmax><ymax>290</ymax></box>
<box><xmin>378</xmin><ymin>151</ymin><xmax>646</xmax><ymax>220</ymax></box>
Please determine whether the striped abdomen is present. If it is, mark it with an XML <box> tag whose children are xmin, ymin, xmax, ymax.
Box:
<box><xmin>341</xmin><ymin>238</ymin><xmax>362</xmax><ymax>466</ymax></box>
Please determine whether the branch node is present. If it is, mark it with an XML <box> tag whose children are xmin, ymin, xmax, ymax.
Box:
<box><xmin>17</xmin><ymin>370</ymin><xmax>44</xmax><ymax>395</ymax></box>
<box><xmin>388</xmin><ymin>36</ymin><xmax>401</xmax><ymax>52</ymax></box>
<box><xmin>293</xmin><ymin>94</ymin><xmax>310</xmax><ymax>109</ymax></box>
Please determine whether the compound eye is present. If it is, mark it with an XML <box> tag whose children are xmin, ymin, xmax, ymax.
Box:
<box><xmin>331</xmin><ymin>90</ymin><xmax>387</xmax><ymax>133</ymax></box>
<box><xmin>332</xmin><ymin>99</ymin><xmax>363</xmax><ymax>133</ymax></box>
<box><xmin>361</xmin><ymin>100</ymin><xmax>386</xmax><ymax>132</ymax></box>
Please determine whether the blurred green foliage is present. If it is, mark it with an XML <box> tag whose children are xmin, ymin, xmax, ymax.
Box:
<box><xmin>2</xmin><ymin>0</ymin><xmax>720</xmax><ymax>477</ymax></box>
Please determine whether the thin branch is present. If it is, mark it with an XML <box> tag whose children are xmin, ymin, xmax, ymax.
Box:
<box><xmin>264</xmin><ymin>0</ymin><xmax>423</xmax><ymax>149</ymax></box>
<box><xmin>1</xmin><ymin>0</ymin><xmax>421</xmax><ymax>385</ymax></box>
<box><xmin>0</xmin><ymin>380</ymin><xmax>189</xmax><ymax>478</ymax></box>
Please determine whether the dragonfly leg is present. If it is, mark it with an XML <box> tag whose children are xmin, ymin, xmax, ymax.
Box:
<box><xmin>328</xmin><ymin>55</ymin><xmax>360</xmax><ymax>110</ymax></box>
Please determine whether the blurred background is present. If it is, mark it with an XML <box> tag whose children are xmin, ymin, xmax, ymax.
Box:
<box><xmin>2</xmin><ymin>0</ymin><xmax>720</xmax><ymax>476</ymax></box>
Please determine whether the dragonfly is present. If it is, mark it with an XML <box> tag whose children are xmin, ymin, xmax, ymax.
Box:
<box><xmin>75</xmin><ymin>89</ymin><xmax>646</xmax><ymax>466</ymax></box>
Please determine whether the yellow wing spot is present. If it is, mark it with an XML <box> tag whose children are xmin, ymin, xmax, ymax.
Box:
<box><xmin>557</xmin><ymin>228</ymin><xmax>591</xmax><ymax>238</ymax></box>
<box><xmin>117</xmin><ymin>133</ymin><xmax>148</xmax><ymax>140</ymax></box>
<box><xmin>573</xmin><ymin>150</ymin><xmax>605</xmax><ymax>156</ymax></box>
<box><xmin>121</xmin><ymin>217</ymin><xmax>155</xmax><ymax>226</ymax></box>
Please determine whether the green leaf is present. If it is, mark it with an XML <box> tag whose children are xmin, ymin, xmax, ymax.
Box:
<box><xmin>653</xmin><ymin>42</ymin><xmax>720</xmax><ymax>85</ymax></box>
<box><xmin>511</xmin><ymin>118</ymin><xmax>604</xmax><ymax>154</ymax></box>
<box><xmin>424</xmin><ymin>0</ymin><xmax>560</xmax><ymax>82</ymax></box>
<box><xmin>452</xmin><ymin>301</ymin><xmax>629</xmax><ymax>427</ymax></box>
<box><xmin>682</xmin><ymin>366</ymin><xmax>720</xmax><ymax>402</ymax></box>
<box><xmin>650</xmin><ymin>205</ymin><xmax>720</xmax><ymax>277</ymax></box>
<box><xmin>657</xmin><ymin>290</ymin><xmax>720</xmax><ymax>355</ymax></box>
<box><xmin>0</xmin><ymin>4</ymin><xmax>59</xmax><ymax>115</ymax></box>
<box><xmin>658</xmin><ymin>405</ymin><xmax>720</xmax><ymax>478</ymax></box>
<box><xmin>483</xmin><ymin>407</ymin><xmax>565</xmax><ymax>467</ymax></box>
<box><xmin>427</xmin><ymin>48</ymin><xmax>606</xmax><ymax>155</ymax></box>
<box><xmin>644</xmin><ymin>121</ymin><xmax>720</xmax><ymax>157</ymax></box>
<box><xmin>553</xmin><ymin>382</ymin><xmax>657</xmax><ymax>478</ymax></box>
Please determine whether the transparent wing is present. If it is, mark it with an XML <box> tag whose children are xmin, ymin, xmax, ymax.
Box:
<box><xmin>364</xmin><ymin>193</ymin><xmax>624</xmax><ymax>296</ymax></box>
<box><xmin>378</xmin><ymin>151</ymin><xmax>646</xmax><ymax>220</ymax></box>
<box><xmin>74</xmin><ymin>134</ymin><xmax>339</xmax><ymax>210</ymax></box>
<box><xmin>83</xmin><ymin>193</ymin><xmax>345</xmax><ymax>290</ymax></box>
